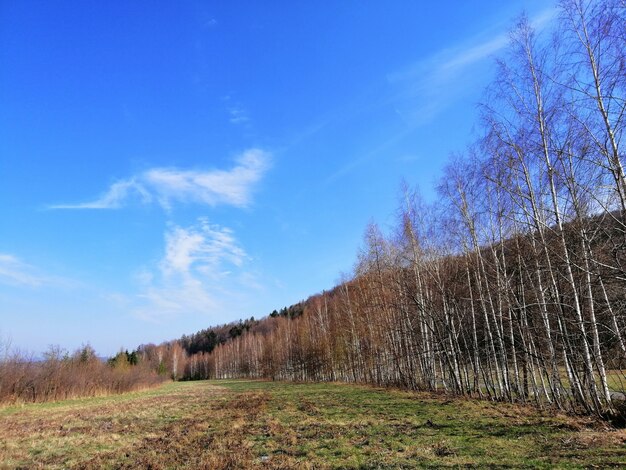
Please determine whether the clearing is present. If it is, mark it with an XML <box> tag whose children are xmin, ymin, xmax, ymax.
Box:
<box><xmin>1</xmin><ymin>379</ymin><xmax>625</xmax><ymax>468</ymax></box>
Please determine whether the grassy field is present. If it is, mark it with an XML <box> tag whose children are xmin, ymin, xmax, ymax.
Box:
<box><xmin>1</xmin><ymin>380</ymin><xmax>625</xmax><ymax>469</ymax></box>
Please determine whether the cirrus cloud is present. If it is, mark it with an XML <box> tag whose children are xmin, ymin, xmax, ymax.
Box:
<box><xmin>0</xmin><ymin>253</ymin><xmax>74</xmax><ymax>288</ymax></box>
<box><xmin>132</xmin><ymin>218</ymin><xmax>255</xmax><ymax>321</ymax></box>
<box><xmin>50</xmin><ymin>148</ymin><xmax>270</xmax><ymax>210</ymax></box>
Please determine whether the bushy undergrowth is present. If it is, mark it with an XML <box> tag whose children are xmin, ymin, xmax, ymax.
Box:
<box><xmin>0</xmin><ymin>346</ymin><xmax>166</xmax><ymax>404</ymax></box>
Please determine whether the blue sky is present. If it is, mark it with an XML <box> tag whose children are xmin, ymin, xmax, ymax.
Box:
<box><xmin>0</xmin><ymin>0</ymin><xmax>552</xmax><ymax>356</ymax></box>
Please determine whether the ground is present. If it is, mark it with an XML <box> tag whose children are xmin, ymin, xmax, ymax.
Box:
<box><xmin>0</xmin><ymin>379</ymin><xmax>625</xmax><ymax>469</ymax></box>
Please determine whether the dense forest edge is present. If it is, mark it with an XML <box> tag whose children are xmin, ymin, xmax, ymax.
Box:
<box><xmin>2</xmin><ymin>0</ymin><xmax>625</xmax><ymax>423</ymax></box>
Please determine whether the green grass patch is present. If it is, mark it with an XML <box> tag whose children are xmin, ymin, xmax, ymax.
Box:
<box><xmin>1</xmin><ymin>379</ymin><xmax>624</xmax><ymax>469</ymax></box>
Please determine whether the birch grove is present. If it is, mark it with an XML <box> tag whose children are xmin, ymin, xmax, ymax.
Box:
<box><xmin>181</xmin><ymin>0</ymin><xmax>625</xmax><ymax>420</ymax></box>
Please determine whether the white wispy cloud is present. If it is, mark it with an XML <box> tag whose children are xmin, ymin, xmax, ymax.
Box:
<box><xmin>50</xmin><ymin>148</ymin><xmax>270</xmax><ymax>210</ymax></box>
<box><xmin>161</xmin><ymin>220</ymin><xmax>245</xmax><ymax>277</ymax></box>
<box><xmin>387</xmin><ymin>7</ymin><xmax>556</xmax><ymax>125</ymax></box>
<box><xmin>325</xmin><ymin>126</ymin><xmax>417</xmax><ymax>184</ymax></box>
<box><xmin>320</xmin><ymin>8</ymin><xmax>557</xmax><ymax>186</ymax></box>
<box><xmin>221</xmin><ymin>95</ymin><xmax>250</xmax><ymax>126</ymax></box>
<box><xmin>227</xmin><ymin>105</ymin><xmax>250</xmax><ymax>125</ymax></box>
<box><xmin>0</xmin><ymin>253</ymin><xmax>64</xmax><ymax>287</ymax></box>
<box><xmin>132</xmin><ymin>219</ymin><xmax>254</xmax><ymax>321</ymax></box>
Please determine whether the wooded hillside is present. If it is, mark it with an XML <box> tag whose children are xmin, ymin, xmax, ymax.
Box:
<box><xmin>155</xmin><ymin>0</ymin><xmax>626</xmax><ymax>420</ymax></box>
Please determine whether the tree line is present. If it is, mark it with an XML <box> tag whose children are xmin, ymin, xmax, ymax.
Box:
<box><xmin>2</xmin><ymin>1</ymin><xmax>622</xmax><ymax>418</ymax></box>
<box><xmin>0</xmin><ymin>316</ymin><xmax>289</xmax><ymax>403</ymax></box>
<box><xmin>0</xmin><ymin>344</ymin><xmax>166</xmax><ymax>404</ymax></box>
<box><xmin>172</xmin><ymin>0</ymin><xmax>626</xmax><ymax>420</ymax></box>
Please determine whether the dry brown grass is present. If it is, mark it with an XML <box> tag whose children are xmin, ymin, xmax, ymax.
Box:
<box><xmin>0</xmin><ymin>382</ymin><xmax>309</xmax><ymax>469</ymax></box>
<box><xmin>2</xmin><ymin>380</ymin><xmax>626</xmax><ymax>469</ymax></box>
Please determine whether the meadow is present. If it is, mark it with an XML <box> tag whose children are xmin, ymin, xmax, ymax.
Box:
<box><xmin>1</xmin><ymin>379</ymin><xmax>624</xmax><ymax>469</ymax></box>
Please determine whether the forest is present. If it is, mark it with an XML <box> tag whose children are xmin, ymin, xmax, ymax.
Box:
<box><xmin>1</xmin><ymin>0</ymin><xmax>624</xmax><ymax>423</ymax></box>
<box><xmin>163</xmin><ymin>0</ymin><xmax>626</xmax><ymax>420</ymax></box>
